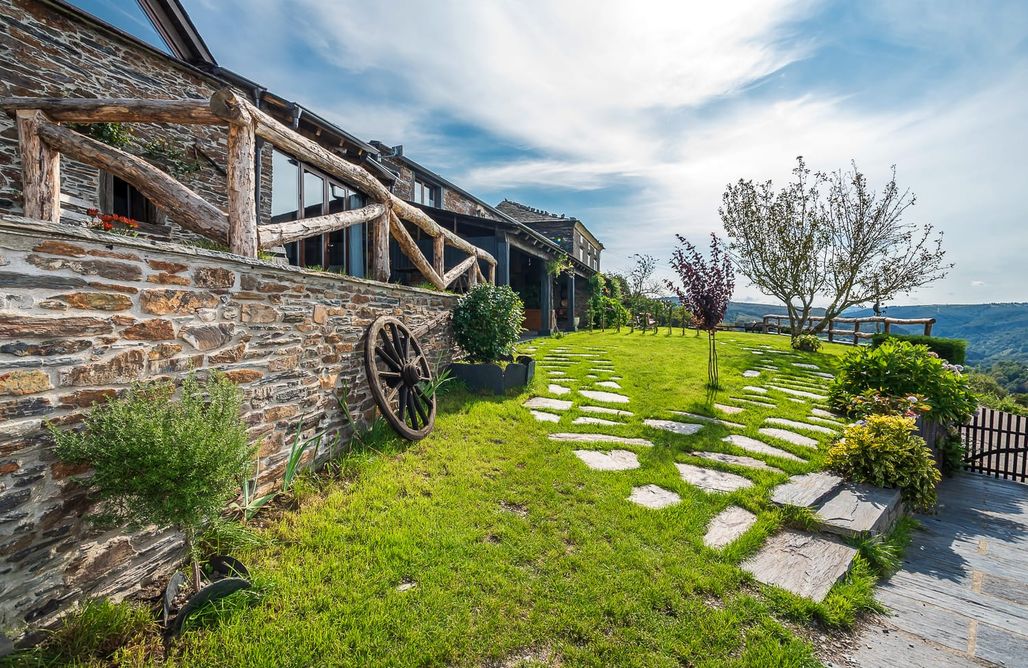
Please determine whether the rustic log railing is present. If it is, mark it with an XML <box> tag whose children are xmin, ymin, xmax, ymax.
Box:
<box><xmin>761</xmin><ymin>314</ymin><xmax>935</xmax><ymax>345</ymax></box>
<box><xmin>1</xmin><ymin>92</ymin><xmax>496</xmax><ymax>290</ymax></box>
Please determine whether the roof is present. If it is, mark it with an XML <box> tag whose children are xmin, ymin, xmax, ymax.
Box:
<box><xmin>497</xmin><ymin>199</ymin><xmax>604</xmax><ymax>250</ymax></box>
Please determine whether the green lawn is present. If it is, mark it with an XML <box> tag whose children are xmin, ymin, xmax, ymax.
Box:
<box><xmin>167</xmin><ymin>330</ymin><xmax>884</xmax><ymax>667</ymax></box>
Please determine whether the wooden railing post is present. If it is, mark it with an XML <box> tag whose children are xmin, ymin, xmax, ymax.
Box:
<box><xmin>16</xmin><ymin>110</ymin><xmax>60</xmax><ymax>223</ymax></box>
<box><xmin>488</xmin><ymin>262</ymin><xmax>495</xmax><ymax>284</ymax></box>
<box><xmin>828</xmin><ymin>320</ymin><xmax>834</xmax><ymax>343</ymax></box>
<box><xmin>225</xmin><ymin>106</ymin><xmax>257</xmax><ymax>257</ymax></box>
<box><xmin>924</xmin><ymin>319</ymin><xmax>935</xmax><ymax>336</ymax></box>
<box><xmin>370</xmin><ymin>210</ymin><xmax>390</xmax><ymax>283</ymax></box>
<box><xmin>884</xmin><ymin>320</ymin><xmax>892</xmax><ymax>335</ymax></box>
<box><xmin>853</xmin><ymin>320</ymin><xmax>860</xmax><ymax>346</ymax></box>
<box><xmin>467</xmin><ymin>260</ymin><xmax>477</xmax><ymax>289</ymax></box>
<box><xmin>433</xmin><ymin>235</ymin><xmax>444</xmax><ymax>278</ymax></box>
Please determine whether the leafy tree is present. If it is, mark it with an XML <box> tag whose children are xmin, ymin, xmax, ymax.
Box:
<box><xmin>666</xmin><ymin>234</ymin><xmax>735</xmax><ymax>388</ymax></box>
<box><xmin>720</xmin><ymin>157</ymin><xmax>950</xmax><ymax>337</ymax></box>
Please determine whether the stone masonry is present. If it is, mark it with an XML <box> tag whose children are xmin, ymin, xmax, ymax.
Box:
<box><xmin>0</xmin><ymin>216</ymin><xmax>457</xmax><ymax>634</ymax></box>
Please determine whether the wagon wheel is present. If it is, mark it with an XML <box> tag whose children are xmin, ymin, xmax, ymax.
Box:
<box><xmin>364</xmin><ymin>316</ymin><xmax>436</xmax><ymax>440</ymax></box>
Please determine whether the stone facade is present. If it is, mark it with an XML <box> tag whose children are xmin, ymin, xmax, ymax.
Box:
<box><xmin>0</xmin><ymin>216</ymin><xmax>457</xmax><ymax>634</ymax></box>
<box><xmin>381</xmin><ymin>157</ymin><xmax>504</xmax><ymax>222</ymax></box>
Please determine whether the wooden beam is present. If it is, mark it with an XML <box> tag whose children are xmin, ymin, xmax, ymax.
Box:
<box><xmin>467</xmin><ymin>260</ymin><xmax>478</xmax><ymax>289</ymax></box>
<box><xmin>388</xmin><ymin>212</ymin><xmax>444</xmax><ymax>290</ymax></box>
<box><xmin>259</xmin><ymin>203</ymin><xmax>385</xmax><ymax>249</ymax></box>
<box><xmin>15</xmin><ymin>110</ymin><xmax>60</xmax><ymax>223</ymax></box>
<box><xmin>433</xmin><ymin>235</ymin><xmax>444</xmax><ymax>278</ymax></box>
<box><xmin>1</xmin><ymin>97</ymin><xmax>222</xmax><ymax>124</ymax></box>
<box><xmin>370</xmin><ymin>210</ymin><xmax>390</xmax><ymax>283</ymax></box>
<box><xmin>36</xmin><ymin>120</ymin><xmax>229</xmax><ymax>242</ymax></box>
<box><xmin>488</xmin><ymin>262</ymin><xmax>496</xmax><ymax>284</ymax></box>
<box><xmin>442</xmin><ymin>255</ymin><xmax>476</xmax><ymax>288</ymax></box>
<box><xmin>226</xmin><ymin>104</ymin><xmax>257</xmax><ymax>257</ymax></box>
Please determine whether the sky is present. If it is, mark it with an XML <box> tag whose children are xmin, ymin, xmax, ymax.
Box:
<box><xmin>85</xmin><ymin>0</ymin><xmax>1028</xmax><ymax>306</ymax></box>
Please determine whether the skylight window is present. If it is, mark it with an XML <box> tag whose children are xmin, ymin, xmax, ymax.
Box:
<box><xmin>64</xmin><ymin>0</ymin><xmax>172</xmax><ymax>55</ymax></box>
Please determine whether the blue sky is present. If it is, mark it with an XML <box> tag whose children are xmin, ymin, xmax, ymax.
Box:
<box><xmin>87</xmin><ymin>0</ymin><xmax>1028</xmax><ymax>305</ymax></box>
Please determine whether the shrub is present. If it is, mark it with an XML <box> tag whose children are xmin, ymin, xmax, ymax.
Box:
<box><xmin>50</xmin><ymin>372</ymin><xmax>253</xmax><ymax>587</ymax></box>
<box><xmin>791</xmin><ymin>334</ymin><xmax>822</xmax><ymax>352</ymax></box>
<box><xmin>452</xmin><ymin>284</ymin><xmax>525</xmax><ymax>362</ymax></box>
<box><xmin>848</xmin><ymin>390</ymin><xmax>931</xmax><ymax>420</ymax></box>
<box><xmin>870</xmin><ymin>332</ymin><xmax>967</xmax><ymax>365</ymax></box>
<box><xmin>828</xmin><ymin>339</ymin><xmax>977</xmax><ymax>424</ymax></box>
<box><xmin>826</xmin><ymin>415</ymin><xmax>941</xmax><ymax>511</ymax></box>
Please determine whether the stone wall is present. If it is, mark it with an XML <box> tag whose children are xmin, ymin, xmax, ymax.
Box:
<box><xmin>0</xmin><ymin>215</ymin><xmax>457</xmax><ymax>635</ymax></box>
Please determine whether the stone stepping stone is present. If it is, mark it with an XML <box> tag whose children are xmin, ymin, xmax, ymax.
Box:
<box><xmin>729</xmin><ymin>397</ymin><xmax>777</xmax><ymax>409</ymax></box>
<box><xmin>585</xmin><ymin>374</ymin><xmax>598</xmax><ymax>379</ymax></box>
<box><xmin>770</xmin><ymin>472</ymin><xmax>844</xmax><ymax>507</ymax></box>
<box><xmin>814</xmin><ymin>483</ymin><xmax>902</xmax><ymax>537</ymax></box>
<box><xmin>573</xmin><ymin>449</ymin><xmax>641</xmax><ymax>471</ymax></box>
<box><xmin>671</xmin><ymin>411</ymin><xmax>745</xmax><ymax>429</ymax></box>
<box><xmin>763</xmin><ymin>417</ymin><xmax>839</xmax><ymax>436</ymax></box>
<box><xmin>743</xmin><ymin>386</ymin><xmax>768</xmax><ymax>395</ymax></box>
<box><xmin>581</xmin><ymin>405</ymin><xmax>633</xmax><ymax>417</ymax></box>
<box><xmin>549</xmin><ymin>378</ymin><xmax>574</xmax><ymax>385</ymax></box>
<box><xmin>579</xmin><ymin>389</ymin><xmax>630</xmax><ymax>404</ymax></box>
<box><xmin>693</xmin><ymin>451</ymin><xmax>784</xmax><ymax>473</ymax></box>
<box><xmin>548</xmin><ymin>371</ymin><xmax>566</xmax><ymax>376</ymax></box>
<box><xmin>743</xmin><ymin>370</ymin><xmax>761</xmax><ymax>377</ymax></box>
<box><xmin>792</xmin><ymin>362</ymin><xmax>820</xmax><ymax>370</ymax></box>
<box><xmin>596</xmin><ymin>380</ymin><xmax>622</xmax><ymax>389</ymax></box>
<box><xmin>530</xmin><ymin>410</ymin><xmax>560</xmax><ymax>423</ymax></box>
<box><xmin>806</xmin><ymin>416</ymin><xmax>847</xmax><ymax>428</ymax></box>
<box><xmin>643</xmin><ymin>419</ymin><xmax>704</xmax><ymax>436</ymax></box>
<box><xmin>785</xmin><ymin>398</ymin><xmax>806</xmax><ymax>404</ymax></box>
<box><xmin>766</xmin><ymin>385</ymin><xmax>827</xmax><ymax>400</ymax></box>
<box><xmin>758</xmin><ymin>427</ymin><xmax>818</xmax><ymax>448</ymax></box>
<box><xmin>741</xmin><ymin>530</ymin><xmax>857</xmax><ymax>602</ymax></box>
<box><xmin>628</xmin><ymin>484</ymin><xmax>681</xmax><ymax>509</ymax></box>
<box><xmin>524</xmin><ymin>397</ymin><xmax>572</xmax><ymax>411</ymax></box>
<box><xmin>551</xmin><ymin>433</ymin><xmax>653</xmax><ymax>447</ymax></box>
<box><xmin>548</xmin><ymin>384</ymin><xmax>570</xmax><ymax>395</ymax></box>
<box><xmin>589</xmin><ymin>368</ymin><xmax>614</xmax><ymax>374</ymax></box>
<box><xmin>704</xmin><ymin>506</ymin><xmax>758</xmax><ymax>549</ymax></box>
<box><xmin>722</xmin><ymin>435</ymin><xmax>805</xmax><ymax>462</ymax></box>
<box><xmin>810</xmin><ymin>371</ymin><xmax>834</xmax><ymax>379</ymax></box>
<box><xmin>811</xmin><ymin>407</ymin><xmax>843</xmax><ymax>420</ymax></box>
<box><xmin>714</xmin><ymin>403</ymin><xmax>744</xmax><ymax>415</ymax></box>
<box><xmin>572</xmin><ymin>416</ymin><xmax>619</xmax><ymax>427</ymax></box>
<box><xmin>675</xmin><ymin>463</ymin><xmax>753</xmax><ymax>493</ymax></box>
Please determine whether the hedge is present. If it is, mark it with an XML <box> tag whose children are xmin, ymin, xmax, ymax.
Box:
<box><xmin>870</xmin><ymin>332</ymin><xmax>967</xmax><ymax>364</ymax></box>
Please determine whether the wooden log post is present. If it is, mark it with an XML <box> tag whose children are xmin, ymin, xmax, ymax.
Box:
<box><xmin>467</xmin><ymin>259</ymin><xmax>478</xmax><ymax>289</ymax></box>
<box><xmin>827</xmin><ymin>320</ymin><xmax>835</xmax><ymax>343</ymax></box>
<box><xmin>442</xmin><ymin>255</ymin><xmax>477</xmax><ymax>288</ymax></box>
<box><xmin>225</xmin><ymin>104</ymin><xmax>257</xmax><ymax>257</ymax></box>
<box><xmin>370</xmin><ymin>210</ymin><xmax>390</xmax><ymax>283</ymax></box>
<box><xmin>260</xmin><ymin>203</ymin><xmax>385</xmax><ymax>249</ymax></box>
<box><xmin>433</xmin><ymin>235</ymin><xmax>445</xmax><ymax>278</ymax></box>
<box><xmin>388</xmin><ymin>212</ymin><xmax>444</xmax><ymax>289</ymax></box>
<box><xmin>15</xmin><ymin>110</ymin><xmax>60</xmax><ymax>223</ymax></box>
<box><xmin>853</xmin><ymin>320</ymin><xmax>861</xmax><ymax>346</ymax></box>
<box><xmin>2</xmin><ymin>97</ymin><xmax>223</xmax><ymax>124</ymax></box>
<box><xmin>924</xmin><ymin>319</ymin><xmax>935</xmax><ymax>336</ymax></box>
<box><xmin>488</xmin><ymin>262</ymin><xmax>496</xmax><ymax>284</ymax></box>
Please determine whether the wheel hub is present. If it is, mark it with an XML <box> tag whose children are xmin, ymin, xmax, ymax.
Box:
<box><xmin>401</xmin><ymin>363</ymin><xmax>421</xmax><ymax>387</ymax></box>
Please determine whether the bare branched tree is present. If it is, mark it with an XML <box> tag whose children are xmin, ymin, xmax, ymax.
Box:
<box><xmin>720</xmin><ymin>157</ymin><xmax>950</xmax><ymax>337</ymax></box>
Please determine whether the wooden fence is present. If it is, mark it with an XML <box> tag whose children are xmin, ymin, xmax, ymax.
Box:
<box><xmin>0</xmin><ymin>91</ymin><xmax>496</xmax><ymax>290</ymax></box>
<box><xmin>761</xmin><ymin>314</ymin><xmax>935</xmax><ymax>345</ymax></box>
<box><xmin>960</xmin><ymin>407</ymin><xmax>1028</xmax><ymax>483</ymax></box>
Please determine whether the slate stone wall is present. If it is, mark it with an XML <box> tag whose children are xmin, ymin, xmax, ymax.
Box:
<box><xmin>0</xmin><ymin>216</ymin><xmax>456</xmax><ymax>634</ymax></box>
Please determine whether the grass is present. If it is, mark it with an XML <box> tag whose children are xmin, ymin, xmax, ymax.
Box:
<box><xmin>14</xmin><ymin>330</ymin><xmax>907</xmax><ymax>667</ymax></box>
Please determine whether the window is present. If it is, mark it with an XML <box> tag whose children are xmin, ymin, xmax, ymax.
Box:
<box><xmin>100</xmin><ymin>174</ymin><xmax>158</xmax><ymax>225</ymax></box>
<box><xmin>66</xmin><ymin>1</ymin><xmax>173</xmax><ymax>55</ymax></box>
<box><xmin>272</xmin><ymin>149</ymin><xmax>367</xmax><ymax>275</ymax></box>
<box><xmin>412</xmin><ymin>177</ymin><xmax>439</xmax><ymax>208</ymax></box>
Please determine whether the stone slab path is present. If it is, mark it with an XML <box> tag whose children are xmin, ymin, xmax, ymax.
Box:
<box><xmin>763</xmin><ymin>417</ymin><xmax>839</xmax><ymax>436</ymax></box>
<box><xmin>530</xmin><ymin>410</ymin><xmax>560</xmax><ymax>423</ymax></box>
<box><xmin>548</xmin><ymin>384</ymin><xmax>570</xmax><ymax>395</ymax></box>
<box><xmin>579</xmin><ymin>389</ymin><xmax>630</xmax><ymax>404</ymax></box>
<box><xmin>729</xmin><ymin>397</ymin><xmax>777</xmax><ymax>409</ymax></box>
<box><xmin>550</xmin><ymin>433</ymin><xmax>653</xmax><ymax>447</ymax></box>
<box><xmin>572</xmin><ymin>416</ymin><xmax>619</xmax><ymax>427</ymax></box>
<box><xmin>850</xmin><ymin>473</ymin><xmax>1028</xmax><ymax>667</ymax></box>
<box><xmin>675</xmin><ymin>463</ymin><xmax>753</xmax><ymax>493</ymax></box>
<box><xmin>693</xmin><ymin>451</ymin><xmax>784</xmax><ymax>473</ymax></box>
<box><xmin>595</xmin><ymin>380</ymin><xmax>622</xmax><ymax>389</ymax></box>
<box><xmin>767</xmin><ymin>385</ymin><xmax>828</xmax><ymax>400</ymax></box>
<box><xmin>573</xmin><ymin>449</ymin><xmax>640</xmax><ymax>471</ymax></box>
<box><xmin>704</xmin><ymin>506</ymin><xmax>758</xmax><ymax>549</ymax></box>
<box><xmin>714</xmin><ymin>403</ymin><xmax>744</xmax><ymax>415</ymax></box>
<box><xmin>722</xmin><ymin>435</ymin><xmax>806</xmax><ymax>462</ymax></box>
<box><xmin>814</xmin><ymin>483</ymin><xmax>902</xmax><ymax>538</ymax></box>
<box><xmin>771</xmin><ymin>472</ymin><xmax>844</xmax><ymax>507</ymax></box>
<box><xmin>741</xmin><ymin>530</ymin><xmax>857</xmax><ymax>603</ymax></box>
<box><xmin>758</xmin><ymin>427</ymin><xmax>818</xmax><ymax>448</ymax></box>
<box><xmin>643</xmin><ymin>419</ymin><xmax>704</xmax><ymax>436</ymax></box>
<box><xmin>628</xmin><ymin>484</ymin><xmax>681</xmax><ymax>509</ymax></box>
<box><xmin>671</xmin><ymin>411</ymin><xmax>745</xmax><ymax>429</ymax></box>
<box><xmin>524</xmin><ymin>397</ymin><xmax>572</xmax><ymax>411</ymax></box>
<box><xmin>581</xmin><ymin>405</ymin><xmax>632</xmax><ymax>417</ymax></box>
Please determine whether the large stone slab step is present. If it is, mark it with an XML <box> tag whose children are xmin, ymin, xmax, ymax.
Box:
<box><xmin>676</xmin><ymin>462</ymin><xmax>753</xmax><ymax>493</ymax></box>
<box><xmin>643</xmin><ymin>419</ymin><xmax>703</xmax><ymax>436</ymax></box>
<box><xmin>578</xmin><ymin>389</ymin><xmax>630</xmax><ymax>404</ymax></box>
<box><xmin>628</xmin><ymin>484</ymin><xmax>681</xmax><ymax>509</ymax></box>
<box><xmin>741</xmin><ymin>530</ymin><xmax>857</xmax><ymax>602</ymax></box>
<box><xmin>704</xmin><ymin>506</ymin><xmax>758</xmax><ymax>549</ymax></box>
<box><xmin>573</xmin><ymin>449</ymin><xmax>639</xmax><ymax>471</ymax></box>
<box><xmin>770</xmin><ymin>472</ymin><xmax>904</xmax><ymax>537</ymax></box>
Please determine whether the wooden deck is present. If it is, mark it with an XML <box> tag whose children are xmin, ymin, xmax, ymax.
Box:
<box><xmin>852</xmin><ymin>473</ymin><xmax>1028</xmax><ymax>667</ymax></box>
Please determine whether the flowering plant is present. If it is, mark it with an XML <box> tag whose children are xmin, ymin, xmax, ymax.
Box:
<box><xmin>87</xmin><ymin>208</ymin><xmax>139</xmax><ymax>236</ymax></box>
<box><xmin>849</xmin><ymin>389</ymin><xmax>931</xmax><ymax>419</ymax></box>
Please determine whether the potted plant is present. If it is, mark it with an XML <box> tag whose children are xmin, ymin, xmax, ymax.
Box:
<box><xmin>49</xmin><ymin>372</ymin><xmax>255</xmax><ymax>634</ymax></box>
<box><xmin>449</xmin><ymin>284</ymin><xmax>533</xmax><ymax>393</ymax></box>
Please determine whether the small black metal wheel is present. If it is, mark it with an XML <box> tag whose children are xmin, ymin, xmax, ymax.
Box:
<box><xmin>364</xmin><ymin>316</ymin><xmax>436</xmax><ymax>440</ymax></box>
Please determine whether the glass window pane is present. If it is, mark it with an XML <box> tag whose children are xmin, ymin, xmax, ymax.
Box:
<box><xmin>303</xmin><ymin>235</ymin><xmax>323</xmax><ymax>267</ymax></box>
<box><xmin>271</xmin><ymin>150</ymin><xmax>299</xmax><ymax>224</ymax></box>
<box><xmin>329</xmin><ymin>182</ymin><xmax>350</xmax><ymax>214</ymax></box>
<box><xmin>303</xmin><ymin>171</ymin><xmax>324</xmax><ymax>219</ymax></box>
<box><xmin>327</xmin><ymin>230</ymin><xmax>346</xmax><ymax>270</ymax></box>
<box><xmin>65</xmin><ymin>0</ymin><xmax>172</xmax><ymax>54</ymax></box>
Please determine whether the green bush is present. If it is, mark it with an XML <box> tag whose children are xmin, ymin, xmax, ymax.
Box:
<box><xmin>870</xmin><ymin>332</ymin><xmax>967</xmax><ymax>365</ymax></box>
<box><xmin>828</xmin><ymin>339</ymin><xmax>977</xmax><ymax>424</ymax></box>
<box><xmin>452</xmin><ymin>284</ymin><xmax>525</xmax><ymax>362</ymax></box>
<box><xmin>826</xmin><ymin>415</ymin><xmax>941</xmax><ymax>511</ymax></box>
<box><xmin>50</xmin><ymin>372</ymin><xmax>253</xmax><ymax>586</ymax></box>
<box><xmin>791</xmin><ymin>334</ymin><xmax>822</xmax><ymax>352</ymax></box>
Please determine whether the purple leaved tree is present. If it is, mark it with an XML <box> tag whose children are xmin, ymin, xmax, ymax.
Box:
<box><xmin>666</xmin><ymin>234</ymin><xmax>735</xmax><ymax>388</ymax></box>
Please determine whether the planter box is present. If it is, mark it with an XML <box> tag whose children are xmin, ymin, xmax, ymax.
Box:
<box><xmin>449</xmin><ymin>356</ymin><xmax>535</xmax><ymax>394</ymax></box>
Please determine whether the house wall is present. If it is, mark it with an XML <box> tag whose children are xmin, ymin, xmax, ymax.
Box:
<box><xmin>382</xmin><ymin>157</ymin><xmax>503</xmax><ymax>221</ymax></box>
<box><xmin>0</xmin><ymin>216</ymin><xmax>457</xmax><ymax>634</ymax></box>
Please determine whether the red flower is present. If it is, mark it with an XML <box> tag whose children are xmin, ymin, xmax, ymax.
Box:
<box><xmin>102</xmin><ymin>221</ymin><xmax>113</xmax><ymax>231</ymax></box>
<box><xmin>86</xmin><ymin>208</ymin><xmax>99</xmax><ymax>218</ymax></box>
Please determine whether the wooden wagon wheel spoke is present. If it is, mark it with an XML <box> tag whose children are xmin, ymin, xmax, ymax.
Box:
<box><xmin>364</xmin><ymin>316</ymin><xmax>437</xmax><ymax>441</ymax></box>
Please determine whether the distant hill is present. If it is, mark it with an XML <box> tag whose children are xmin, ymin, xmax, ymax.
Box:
<box><xmin>724</xmin><ymin>301</ymin><xmax>825</xmax><ymax>324</ymax></box>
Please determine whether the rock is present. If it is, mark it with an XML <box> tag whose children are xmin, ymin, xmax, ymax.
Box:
<box><xmin>0</xmin><ymin>271</ymin><xmax>86</xmax><ymax>289</ymax></box>
<box><xmin>811</xmin><ymin>407</ymin><xmax>844</xmax><ymax>420</ymax></box>
<box><xmin>523</xmin><ymin>397</ymin><xmax>572</xmax><ymax>411</ymax></box>
<box><xmin>547</xmin><ymin>384</ymin><xmax>570</xmax><ymax>395</ymax></box>
<box><xmin>580</xmin><ymin>405</ymin><xmax>633</xmax><ymax>417</ymax></box>
<box><xmin>140</xmin><ymin>289</ymin><xmax>218</xmax><ymax>315</ymax></box>
<box><xmin>758</xmin><ymin>427</ymin><xmax>819</xmax><ymax>448</ymax></box>
<box><xmin>530</xmin><ymin>410</ymin><xmax>560</xmax><ymax>423</ymax></box>
<box><xmin>596</xmin><ymin>380</ymin><xmax>622</xmax><ymax>389</ymax></box>
<box><xmin>628</xmin><ymin>484</ymin><xmax>681</xmax><ymax>509</ymax></box>
<box><xmin>0</xmin><ymin>340</ymin><xmax>91</xmax><ymax>357</ymax></box>
<box><xmin>692</xmin><ymin>451</ymin><xmax>784</xmax><ymax>473</ymax></box>
<box><xmin>643</xmin><ymin>419</ymin><xmax>703</xmax><ymax>436</ymax></box>
<box><xmin>722</xmin><ymin>435</ymin><xmax>805</xmax><ymax>462</ymax></box>
<box><xmin>675</xmin><ymin>463</ymin><xmax>753</xmax><ymax>493</ymax></box>
<box><xmin>122</xmin><ymin>318</ymin><xmax>175</xmax><ymax>340</ymax></box>
<box><xmin>743</xmin><ymin>370</ymin><xmax>761</xmax><ymax>377</ymax></box>
<box><xmin>729</xmin><ymin>397</ymin><xmax>777</xmax><ymax>409</ymax></box>
<box><xmin>763</xmin><ymin>417</ymin><xmax>839</xmax><ymax>436</ymax></box>
<box><xmin>147</xmin><ymin>272</ymin><xmax>190</xmax><ymax>286</ymax></box>
<box><xmin>572</xmin><ymin>416</ymin><xmax>619</xmax><ymax>426</ymax></box>
<box><xmin>548</xmin><ymin>371</ymin><xmax>566</xmax><ymax>376</ymax></box>
<box><xmin>573</xmin><ymin>449</ymin><xmax>640</xmax><ymax>471</ymax></box>
<box><xmin>147</xmin><ymin>259</ymin><xmax>187</xmax><ymax>273</ymax></box>
<box><xmin>579</xmin><ymin>390</ymin><xmax>629</xmax><ymax>404</ymax></box>
<box><xmin>740</xmin><ymin>530</ymin><xmax>857</xmax><ymax>602</ymax></box>
<box><xmin>743</xmin><ymin>386</ymin><xmax>768</xmax><ymax>394</ymax></box>
<box><xmin>180</xmin><ymin>324</ymin><xmax>234</xmax><ymax>352</ymax></box>
<box><xmin>0</xmin><ymin>371</ymin><xmax>52</xmax><ymax>396</ymax></box>
<box><xmin>59</xmin><ymin>388</ymin><xmax>118</xmax><ymax>408</ymax></box>
<box><xmin>66</xmin><ymin>350</ymin><xmax>145</xmax><ymax>386</ymax></box>
<box><xmin>53</xmin><ymin>292</ymin><xmax>133</xmax><ymax>311</ymax></box>
<box><xmin>224</xmin><ymin>369</ymin><xmax>263</xmax><ymax>384</ymax></box>
<box><xmin>714</xmin><ymin>403</ymin><xmax>744</xmax><ymax>415</ymax></box>
<box><xmin>192</xmin><ymin>267</ymin><xmax>235</xmax><ymax>288</ymax></box>
<box><xmin>240</xmin><ymin>303</ymin><xmax>279</xmax><ymax>323</ymax></box>
<box><xmin>670</xmin><ymin>412</ymin><xmax>745</xmax><ymax>429</ymax></box>
<box><xmin>0</xmin><ymin>315</ymin><xmax>112</xmax><ymax>337</ymax></box>
<box><xmin>766</xmin><ymin>385</ymin><xmax>827</xmax><ymax>400</ymax></box>
<box><xmin>770</xmin><ymin>472</ymin><xmax>844</xmax><ymax>508</ymax></box>
<box><xmin>793</xmin><ymin>362</ymin><xmax>820</xmax><ymax>370</ymax></box>
<box><xmin>550</xmin><ymin>433</ymin><xmax>652</xmax><ymax>446</ymax></box>
<box><xmin>704</xmin><ymin>506</ymin><xmax>758</xmax><ymax>549</ymax></box>
<box><xmin>33</xmin><ymin>240</ymin><xmax>86</xmax><ymax>257</ymax></box>
<box><xmin>814</xmin><ymin>484</ymin><xmax>903</xmax><ymax>537</ymax></box>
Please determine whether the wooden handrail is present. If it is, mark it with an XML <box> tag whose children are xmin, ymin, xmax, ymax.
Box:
<box><xmin>0</xmin><ymin>97</ymin><xmax>222</xmax><ymax>124</ymax></box>
<box><xmin>761</xmin><ymin>313</ymin><xmax>936</xmax><ymax>343</ymax></box>
<box><xmin>259</xmin><ymin>203</ymin><xmax>386</xmax><ymax>249</ymax></box>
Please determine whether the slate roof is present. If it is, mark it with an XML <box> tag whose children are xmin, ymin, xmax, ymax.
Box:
<box><xmin>496</xmin><ymin>199</ymin><xmax>579</xmax><ymax>224</ymax></box>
